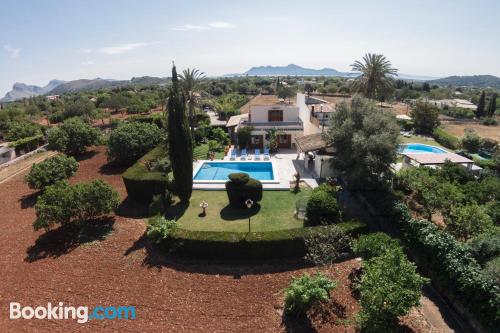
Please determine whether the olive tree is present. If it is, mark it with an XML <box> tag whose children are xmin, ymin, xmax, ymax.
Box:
<box><xmin>25</xmin><ymin>154</ymin><xmax>79</xmax><ymax>190</ymax></box>
<box><xmin>48</xmin><ymin>117</ymin><xmax>101</xmax><ymax>155</ymax></box>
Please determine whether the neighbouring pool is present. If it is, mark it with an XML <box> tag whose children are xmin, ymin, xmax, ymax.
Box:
<box><xmin>399</xmin><ymin>143</ymin><xmax>448</xmax><ymax>154</ymax></box>
<box><xmin>194</xmin><ymin>162</ymin><xmax>275</xmax><ymax>181</ymax></box>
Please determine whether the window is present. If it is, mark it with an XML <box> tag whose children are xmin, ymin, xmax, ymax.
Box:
<box><xmin>251</xmin><ymin>136</ymin><xmax>261</xmax><ymax>144</ymax></box>
<box><xmin>268</xmin><ymin>109</ymin><xmax>283</xmax><ymax>122</ymax></box>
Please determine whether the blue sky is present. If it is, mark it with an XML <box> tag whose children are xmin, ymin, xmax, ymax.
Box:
<box><xmin>1</xmin><ymin>0</ymin><xmax>500</xmax><ymax>96</ymax></box>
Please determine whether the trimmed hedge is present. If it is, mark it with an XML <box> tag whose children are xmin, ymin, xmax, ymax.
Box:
<box><xmin>225</xmin><ymin>173</ymin><xmax>263</xmax><ymax>208</ymax></box>
<box><xmin>9</xmin><ymin>134</ymin><xmax>43</xmax><ymax>154</ymax></box>
<box><xmin>432</xmin><ymin>127</ymin><xmax>459</xmax><ymax>150</ymax></box>
<box><xmin>306</xmin><ymin>184</ymin><xmax>341</xmax><ymax>225</ymax></box>
<box><xmin>122</xmin><ymin>145</ymin><xmax>172</xmax><ymax>204</ymax></box>
<box><xmin>157</xmin><ymin>220</ymin><xmax>368</xmax><ymax>260</ymax></box>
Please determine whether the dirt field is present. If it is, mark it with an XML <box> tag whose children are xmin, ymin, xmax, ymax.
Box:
<box><xmin>442</xmin><ymin>121</ymin><xmax>500</xmax><ymax>141</ymax></box>
<box><xmin>0</xmin><ymin>147</ymin><xmax>429</xmax><ymax>332</ymax></box>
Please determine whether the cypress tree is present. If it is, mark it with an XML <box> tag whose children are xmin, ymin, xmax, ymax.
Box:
<box><xmin>487</xmin><ymin>93</ymin><xmax>497</xmax><ymax>118</ymax></box>
<box><xmin>167</xmin><ymin>64</ymin><xmax>193</xmax><ymax>203</ymax></box>
<box><xmin>476</xmin><ymin>91</ymin><xmax>485</xmax><ymax>118</ymax></box>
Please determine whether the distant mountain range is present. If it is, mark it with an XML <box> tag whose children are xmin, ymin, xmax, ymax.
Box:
<box><xmin>0</xmin><ymin>80</ymin><xmax>66</xmax><ymax>102</ymax></box>
<box><xmin>428</xmin><ymin>75</ymin><xmax>500</xmax><ymax>88</ymax></box>
<box><xmin>1</xmin><ymin>76</ymin><xmax>169</xmax><ymax>102</ymax></box>
<box><xmin>241</xmin><ymin>64</ymin><xmax>357</xmax><ymax>77</ymax></box>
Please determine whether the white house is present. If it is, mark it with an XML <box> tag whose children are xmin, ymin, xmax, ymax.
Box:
<box><xmin>228</xmin><ymin>94</ymin><xmax>303</xmax><ymax>149</ymax></box>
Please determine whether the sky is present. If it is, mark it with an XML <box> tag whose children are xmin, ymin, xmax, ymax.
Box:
<box><xmin>1</xmin><ymin>0</ymin><xmax>500</xmax><ymax>96</ymax></box>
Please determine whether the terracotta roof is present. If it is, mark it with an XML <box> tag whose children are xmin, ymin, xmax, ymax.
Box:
<box><xmin>295</xmin><ymin>133</ymin><xmax>331</xmax><ymax>152</ymax></box>
<box><xmin>226</xmin><ymin>114</ymin><xmax>248</xmax><ymax>127</ymax></box>
<box><xmin>403</xmin><ymin>152</ymin><xmax>473</xmax><ymax>165</ymax></box>
<box><xmin>240</xmin><ymin>94</ymin><xmax>296</xmax><ymax>114</ymax></box>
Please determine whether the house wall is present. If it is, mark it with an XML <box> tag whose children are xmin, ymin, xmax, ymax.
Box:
<box><xmin>249</xmin><ymin>105</ymin><xmax>300</xmax><ymax>122</ymax></box>
<box><xmin>312</xmin><ymin>155</ymin><xmax>336</xmax><ymax>178</ymax></box>
<box><xmin>0</xmin><ymin>148</ymin><xmax>16</xmax><ymax>165</ymax></box>
<box><xmin>249</xmin><ymin>129</ymin><xmax>302</xmax><ymax>149</ymax></box>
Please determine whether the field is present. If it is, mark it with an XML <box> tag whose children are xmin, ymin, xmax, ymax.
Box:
<box><xmin>442</xmin><ymin>121</ymin><xmax>500</xmax><ymax>141</ymax></box>
<box><xmin>0</xmin><ymin>146</ymin><xmax>445</xmax><ymax>332</ymax></box>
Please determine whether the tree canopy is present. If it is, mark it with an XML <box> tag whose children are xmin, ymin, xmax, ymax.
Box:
<box><xmin>350</xmin><ymin>53</ymin><xmax>398</xmax><ymax>100</ymax></box>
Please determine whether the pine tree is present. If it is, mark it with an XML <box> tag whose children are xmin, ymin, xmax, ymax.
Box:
<box><xmin>167</xmin><ymin>64</ymin><xmax>193</xmax><ymax>203</ymax></box>
<box><xmin>487</xmin><ymin>93</ymin><xmax>497</xmax><ymax>118</ymax></box>
<box><xmin>476</xmin><ymin>91</ymin><xmax>486</xmax><ymax>118</ymax></box>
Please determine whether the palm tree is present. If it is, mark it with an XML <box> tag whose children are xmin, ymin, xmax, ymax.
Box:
<box><xmin>350</xmin><ymin>53</ymin><xmax>398</xmax><ymax>100</ymax></box>
<box><xmin>178</xmin><ymin>68</ymin><xmax>206</xmax><ymax>134</ymax></box>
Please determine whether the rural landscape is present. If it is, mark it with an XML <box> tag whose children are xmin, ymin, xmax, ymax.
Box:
<box><xmin>1</xmin><ymin>1</ymin><xmax>499</xmax><ymax>332</ymax></box>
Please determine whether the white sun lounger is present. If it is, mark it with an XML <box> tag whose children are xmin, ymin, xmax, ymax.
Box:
<box><xmin>254</xmin><ymin>149</ymin><xmax>261</xmax><ymax>160</ymax></box>
<box><xmin>240</xmin><ymin>149</ymin><xmax>247</xmax><ymax>160</ymax></box>
<box><xmin>230</xmin><ymin>149</ymin><xmax>237</xmax><ymax>160</ymax></box>
<box><xmin>263</xmin><ymin>148</ymin><xmax>270</xmax><ymax>160</ymax></box>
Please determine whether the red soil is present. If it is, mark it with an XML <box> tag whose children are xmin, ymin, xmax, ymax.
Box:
<box><xmin>0</xmin><ymin>147</ymin><xmax>426</xmax><ymax>332</ymax></box>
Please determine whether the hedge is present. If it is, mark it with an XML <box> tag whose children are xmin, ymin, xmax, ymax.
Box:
<box><xmin>225</xmin><ymin>173</ymin><xmax>263</xmax><ymax>208</ymax></box>
<box><xmin>370</xmin><ymin>196</ymin><xmax>500</xmax><ymax>330</ymax></box>
<box><xmin>432</xmin><ymin>127</ymin><xmax>459</xmax><ymax>150</ymax></box>
<box><xmin>122</xmin><ymin>145</ymin><xmax>172</xmax><ymax>204</ymax></box>
<box><xmin>9</xmin><ymin>134</ymin><xmax>43</xmax><ymax>154</ymax></box>
<box><xmin>157</xmin><ymin>220</ymin><xmax>368</xmax><ymax>260</ymax></box>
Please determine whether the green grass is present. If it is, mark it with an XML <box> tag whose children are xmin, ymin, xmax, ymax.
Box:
<box><xmin>165</xmin><ymin>189</ymin><xmax>311</xmax><ymax>232</ymax></box>
<box><xmin>193</xmin><ymin>144</ymin><xmax>225</xmax><ymax>160</ymax></box>
<box><xmin>398</xmin><ymin>134</ymin><xmax>447</xmax><ymax>149</ymax></box>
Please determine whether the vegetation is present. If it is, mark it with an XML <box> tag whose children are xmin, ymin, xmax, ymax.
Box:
<box><xmin>469</xmin><ymin>228</ymin><xmax>500</xmax><ymax>265</ymax></box>
<box><xmin>325</xmin><ymin>96</ymin><xmax>399</xmax><ymax>189</ymax></box>
<box><xmin>167</xmin><ymin>65</ymin><xmax>193</xmax><ymax>203</ymax></box>
<box><xmin>304</xmin><ymin>225</ymin><xmax>352</xmax><ymax>265</ymax></box>
<box><xmin>446</xmin><ymin>203</ymin><xmax>493</xmax><ymax>241</ymax></box>
<box><xmin>305</xmin><ymin>184</ymin><xmax>341</xmax><ymax>225</ymax></box>
<box><xmin>48</xmin><ymin>117</ymin><xmax>101</xmax><ymax>155</ymax></box>
<box><xmin>487</xmin><ymin>92</ymin><xmax>497</xmax><ymax>117</ymax></box>
<box><xmin>179</xmin><ymin>68</ymin><xmax>205</xmax><ymax>135</ymax></box>
<box><xmin>461</xmin><ymin>128</ymin><xmax>483</xmax><ymax>153</ymax></box>
<box><xmin>353</xmin><ymin>232</ymin><xmax>401</xmax><ymax>259</ymax></box>
<box><xmin>432</xmin><ymin>127</ymin><xmax>459</xmax><ymax>150</ymax></box>
<box><xmin>5</xmin><ymin>121</ymin><xmax>42</xmax><ymax>141</ymax></box>
<box><xmin>225</xmin><ymin>173</ymin><xmax>263</xmax><ymax>208</ymax></box>
<box><xmin>476</xmin><ymin>91</ymin><xmax>486</xmax><ymax>118</ymax></box>
<box><xmin>350</xmin><ymin>53</ymin><xmax>398</xmax><ymax>100</ymax></box>
<box><xmin>236</xmin><ymin>126</ymin><xmax>252</xmax><ymax>149</ymax></box>
<box><xmin>146</xmin><ymin>216</ymin><xmax>178</xmax><ymax>245</ymax></box>
<box><xmin>25</xmin><ymin>154</ymin><xmax>79</xmax><ymax>190</ymax></box>
<box><xmin>410</xmin><ymin>100</ymin><xmax>440</xmax><ymax>134</ymax></box>
<box><xmin>107</xmin><ymin>122</ymin><xmax>163</xmax><ymax>165</ymax></box>
<box><xmin>284</xmin><ymin>272</ymin><xmax>337</xmax><ymax>317</ymax></box>
<box><xmin>34</xmin><ymin>180</ymin><xmax>119</xmax><ymax>231</ymax></box>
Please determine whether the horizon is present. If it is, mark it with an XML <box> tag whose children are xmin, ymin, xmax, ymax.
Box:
<box><xmin>2</xmin><ymin>0</ymin><xmax>500</xmax><ymax>96</ymax></box>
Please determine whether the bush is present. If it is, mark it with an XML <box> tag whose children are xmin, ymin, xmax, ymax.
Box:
<box><xmin>34</xmin><ymin>180</ymin><xmax>119</xmax><ymax>231</ymax></box>
<box><xmin>48</xmin><ymin>117</ymin><xmax>101</xmax><ymax>155</ymax></box>
<box><xmin>482</xmin><ymin>118</ymin><xmax>498</xmax><ymax>126</ymax></box>
<box><xmin>358</xmin><ymin>250</ymin><xmax>428</xmax><ymax>331</ymax></box>
<box><xmin>469</xmin><ymin>228</ymin><xmax>500</xmax><ymax>264</ymax></box>
<box><xmin>225</xmin><ymin>172</ymin><xmax>262</xmax><ymax>208</ymax></box>
<box><xmin>122</xmin><ymin>146</ymin><xmax>172</xmax><ymax>204</ymax></box>
<box><xmin>5</xmin><ymin>121</ymin><xmax>42</xmax><ymax>141</ymax></box>
<box><xmin>353</xmin><ymin>232</ymin><xmax>402</xmax><ymax>259</ymax></box>
<box><xmin>284</xmin><ymin>272</ymin><xmax>337</xmax><ymax>317</ymax></box>
<box><xmin>410</xmin><ymin>101</ymin><xmax>440</xmax><ymax>134</ymax></box>
<box><xmin>306</xmin><ymin>185</ymin><xmax>341</xmax><ymax>225</ymax></box>
<box><xmin>445</xmin><ymin>203</ymin><xmax>493</xmax><ymax>241</ymax></box>
<box><xmin>237</xmin><ymin>126</ymin><xmax>252</xmax><ymax>149</ymax></box>
<box><xmin>107</xmin><ymin>122</ymin><xmax>163</xmax><ymax>165</ymax></box>
<box><xmin>461</xmin><ymin>128</ymin><xmax>483</xmax><ymax>153</ymax></box>
<box><xmin>146</xmin><ymin>216</ymin><xmax>178</xmax><ymax>245</ymax></box>
<box><xmin>25</xmin><ymin>154</ymin><xmax>79</xmax><ymax>190</ymax></box>
<box><xmin>9</xmin><ymin>134</ymin><xmax>43</xmax><ymax>153</ymax></box>
<box><xmin>432</xmin><ymin>127</ymin><xmax>459</xmax><ymax>150</ymax></box>
<box><xmin>482</xmin><ymin>257</ymin><xmax>500</xmax><ymax>286</ymax></box>
<box><xmin>441</xmin><ymin>107</ymin><xmax>475</xmax><ymax>119</ymax></box>
<box><xmin>304</xmin><ymin>225</ymin><xmax>352</xmax><ymax>265</ymax></box>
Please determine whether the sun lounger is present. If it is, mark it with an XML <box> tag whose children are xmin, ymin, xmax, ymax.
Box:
<box><xmin>254</xmin><ymin>149</ymin><xmax>261</xmax><ymax>160</ymax></box>
<box><xmin>230</xmin><ymin>149</ymin><xmax>237</xmax><ymax>160</ymax></box>
<box><xmin>240</xmin><ymin>149</ymin><xmax>247</xmax><ymax>160</ymax></box>
<box><xmin>263</xmin><ymin>148</ymin><xmax>270</xmax><ymax>160</ymax></box>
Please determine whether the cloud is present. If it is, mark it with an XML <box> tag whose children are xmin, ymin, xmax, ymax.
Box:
<box><xmin>81</xmin><ymin>48</ymin><xmax>92</xmax><ymax>54</ymax></box>
<box><xmin>208</xmin><ymin>21</ymin><xmax>236</xmax><ymax>29</ymax></box>
<box><xmin>82</xmin><ymin>60</ymin><xmax>94</xmax><ymax>65</ymax></box>
<box><xmin>173</xmin><ymin>22</ymin><xmax>236</xmax><ymax>31</ymax></box>
<box><xmin>99</xmin><ymin>42</ymin><xmax>151</xmax><ymax>55</ymax></box>
<box><xmin>3</xmin><ymin>44</ymin><xmax>21</xmax><ymax>59</ymax></box>
<box><xmin>172</xmin><ymin>24</ymin><xmax>208</xmax><ymax>31</ymax></box>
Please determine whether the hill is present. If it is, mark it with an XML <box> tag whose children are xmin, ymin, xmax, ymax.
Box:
<box><xmin>429</xmin><ymin>75</ymin><xmax>500</xmax><ymax>88</ymax></box>
<box><xmin>242</xmin><ymin>64</ymin><xmax>356</xmax><ymax>77</ymax></box>
<box><xmin>1</xmin><ymin>80</ymin><xmax>65</xmax><ymax>102</ymax></box>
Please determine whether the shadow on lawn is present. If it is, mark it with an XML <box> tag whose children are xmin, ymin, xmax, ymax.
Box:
<box><xmin>25</xmin><ymin>217</ymin><xmax>115</xmax><ymax>262</ymax></box>
<box><xmin>219</xmin><ymin>203</ymin><xmax>261</xmax><ymax>221</ymax></box>
<box><xmin>99</xmin><ymin>162</ymin><xmax>127</xmax><ymax>176</ymax></box>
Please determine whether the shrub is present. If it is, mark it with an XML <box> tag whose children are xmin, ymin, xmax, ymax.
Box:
<box><xmin>5</xmin><ymin>121</ymin><xmax>42</xmax><ymax>141</ymax></box>
<box><xmin>353</xmin><ymin>232</ymin><xmax>402</xmax><ymax>259</ymax></box>
<box><xmin>107</xmin><ymin>122</ymin><xmax>163</xmax><ymax>165</ymax></box>
<box><xmin>25</xmin><ymin>154</ymin><xmax>79</xmax><ymax>190</ymax></box>
<box><xmin>446</xmin><ymin>203</ymin><xmax>493</xmax><ymax>241</ymax></box>
<box><xmin>225</xmin><ymin>173</ymin><xmax>262</xmax><ymax>208</ymax></box>
<box><xmin>432</xmin><ymin>127</ymin><xmax>459</xmax><ymax>150</ymax></box>
<box><xmin>284</xmin><ymin>272</ymin><xmax>337</xmax><ymax>317</ymax></box>
<box><xmin>48</xmin><ymin>117</ymin><xmax>101</xmax><ymax>155</ymax></box>
<box><xmin>122</xmin><ymin>146</ymin><xmax>172</xmax><ymax>204</ymax></box>
<box><xmin>358</xmin><ymin>251</ymin><xmax>428</xmax><ymax>331</ymax></box>
<box><xmin>34</xmin><ymin>180</ymin><xmax>120</xmax><ymax>231</ymax></box>
<box><xmin>410</xmin><ymin>101</ymin><xmax>440</xmax><ymax>134</ymax></box>
<box><xmin>441</xmin><ymin>107</ymin><xmax>475</xmax><ymax>119</ymax></box>
<box><xmin>306</xmin><ymin>185</ymin><xmax>341</xmax><ymax>225</ymax></box>
<box><xmin>146</xmin><ymin>216</ymin><xmax>178</xmax><ymax>245</ymax></box>
<box><xmin>237</xmin><ymin>126</ymin><xmax>252</xmax><ymax>149</ymax></box>
<box><xmin>482</xmin><ymin>118</ymin><xmax>498</xmax><ymax>126</ymax></box>
<box><xmin>210</xmin><ymin>127</ymin><xmax>230</xmax><ymax>145</ymax></box>
<box><xmin>469</xmin><ymin>228</ymin><xmax>500</xmax><ymax>264</ymax></box>
<box><xmin>482</xmin><ymin>257</ymin><xmax>500</xmax><ymax>286</ymax></box>
<box><xmin>9</xmin><ymin>134</ymin><xmax>43</xmax><ymax>153</ymax></box>
<box><xmin>304</xmin><ymin>225</ymin><xmax>352</xmax><ymax>265</ymax></box>
<box><xmin>461</xmin><ymin>128</ymin><xmax>483</xmax><ymax>153</ymax></box>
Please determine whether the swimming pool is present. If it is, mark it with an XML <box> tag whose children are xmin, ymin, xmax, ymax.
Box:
<box><xmin>193</xmin><ymin>162</ymin><xmax>275</xmax><ymax>181</ymax></box>
<box><xmin>400</xmin><ymin>143</ymin><xmax>448</xmax><ymax>154</ymax></box>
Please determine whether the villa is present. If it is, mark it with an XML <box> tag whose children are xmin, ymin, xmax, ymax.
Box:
<box><xmin>304</xmin><ymin>94</ymin><xmax>351</xmax><ymax>128</ymax></box>
<box><xmin>226</xmin><ymin>94</ymin><xmax>303</xmax><ymax>149</ymax></box>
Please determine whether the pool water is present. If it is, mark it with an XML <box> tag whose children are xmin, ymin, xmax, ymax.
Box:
<box><xmin>400</xmin><ymin>143</ymin><xmax>447</xmax><ymax>154</ymax></box>
<box><xmin>194</xmin><ymin>162</ymin><xmax>274</xmax><ymax>181</ymax></box>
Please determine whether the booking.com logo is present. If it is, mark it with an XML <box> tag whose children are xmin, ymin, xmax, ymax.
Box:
<box><xmin>10</xmin><ymin>302</ymin><xmax>136</xmax><ymax>323</ymax></box>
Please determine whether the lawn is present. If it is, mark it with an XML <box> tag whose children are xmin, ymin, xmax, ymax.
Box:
<box><xmin>165</xmin><ymin>189</ymin><xmax>311</xmax><ymax>232</ymax></box>
<box><xmin>193</xmin><ymin>143</ymin><xmax>225</xmax><ymax>160</ymax></box>
<box><xmin>399</xmin><ymin>134</ymin><xmax>447</xmax><ymax>149</ymax></box>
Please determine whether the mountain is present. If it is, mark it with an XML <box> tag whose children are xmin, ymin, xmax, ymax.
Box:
<box><xmin>429</xmin><ymin>75</ymin><xmax>500</xmax><ymax>88</ymax></box>
<box><xmin>1</xmin><ymin>80</ymin><xmax>65</xmax><ymax>102</ymax></box>
<box><xmin>242</xmin><ymin>64</ymin><xmax>357</xmax><ymax>77</ymax></box>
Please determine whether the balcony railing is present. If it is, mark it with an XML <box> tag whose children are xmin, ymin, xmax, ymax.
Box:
<box><xmin>239</xmin><ymin>119</ymin><xmax>303</xmax><ymax>130</ymax></box>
